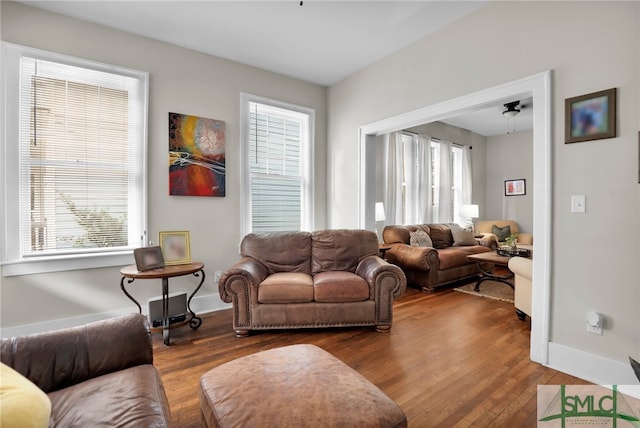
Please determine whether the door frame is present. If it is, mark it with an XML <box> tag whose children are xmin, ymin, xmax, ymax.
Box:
<box><xmin>358</xmin><ymin>71</ymin><xmax>552</xmax><ymax>364</ymax></box>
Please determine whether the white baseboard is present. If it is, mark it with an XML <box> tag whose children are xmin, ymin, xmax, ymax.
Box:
<box><xmin>0</xmin><ymin>293</ymin><xmax>231</xmax><ymax>338</ymax></box>
<box><xmin>547</xmin><ymin>342</ymin><xmax>638</xmax><ymax>385</ymax></box>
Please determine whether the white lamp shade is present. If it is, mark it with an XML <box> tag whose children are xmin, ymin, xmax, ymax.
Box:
<box><xmin>375</xmin><ymin>202</ymin><xmax>386</xmax><ymax>222</ymax></box>
<box><xmin>460</xmin><ymin>204</ymin><xmax>479</xmax><ymax>218</ymax></box>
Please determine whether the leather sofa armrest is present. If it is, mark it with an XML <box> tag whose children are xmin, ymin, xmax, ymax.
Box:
<box><xmin>1</xmin><ymin>313</ymin><xmax>153</xmax><ymax>393</ymax></box>
<box><xmin>385</xmin><ymin>243</ymin><xmax>439</xmax><ymax>271</ymax></box>
<box><xmin>218</xmin><ymin>257</ymin><xmax>268</xmax><ymax>304</ymax></box>
<box><xmin>356</xmin><ymin>256</ymin><xmax>407</xmax><ymax>299</ymax></box>
<box><xmin>477</xmin><ymin>233</ymin><xmax>498</xmax><ymax>249</ymax></box>
<box><xmin>480</xmin><ymin>232</ymin><xmax>498</xmax><ymax>242</ymax></box>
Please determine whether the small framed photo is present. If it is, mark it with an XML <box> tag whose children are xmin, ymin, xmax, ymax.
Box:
<box><xmin>565</xmin><ymin>88</ymin><xmax>616</xmax><ymax>144</ymax></box>
<box><xmin>159</xmin><ymin>230</ymin><xmax>191</xmax><ymax>265</ymax></box>
<box><xmin>504</xmin><ymin>179</ymin><xmax>526</xmax><ymax>196</ymax></box>
<box><xmin>133</xmin><ymin>246</ymin><xmax>165</xmax><ymax>271</ymax></box>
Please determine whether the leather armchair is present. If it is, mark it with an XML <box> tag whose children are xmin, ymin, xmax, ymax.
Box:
<box><xmin>219</xmin><ymin>229</ymin><xmax>406</xmax><ymax>337</ymax></box>
<box><xmin>1</xmin><ymin>314</ymin><xmax>172</xmax><ymax>427</ymax></box>
<box><xmin>508</xmin><ymin>256</ymin><xmax>532</xmax><ymax>320</ymax></box>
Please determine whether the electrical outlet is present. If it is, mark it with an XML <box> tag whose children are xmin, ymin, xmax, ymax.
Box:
<box><xmin>586</xmin><ymin>322</ymin><xmax>602</xmax><ymax>335</ymax></box>
<box><xmin>586</xmin><ymin>311</ymin><xmax>603</xmax><ymax>335</ymax></box>
<box><xmin>214</xmin><ymin>271</ymin><xmax>222</xmax><ymax>284</ymax></box>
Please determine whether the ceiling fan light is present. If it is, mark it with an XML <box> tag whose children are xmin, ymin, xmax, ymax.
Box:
<box><xmin>502</xmin><ymin>100</ymin><xmax>521</xmax><ymax>117</ymax></box>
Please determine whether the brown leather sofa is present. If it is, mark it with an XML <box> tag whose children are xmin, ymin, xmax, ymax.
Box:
<box><xmin>219</xmin><ymin>229</ymin><xmax>407</xmax><ymax>337</ymax></box>
<box><xmin>383</xmin><ymin>223</ymin><xmax>492</xmax><ymax>292</ymax></box>
<box><xmin>1</xmin><ymin>314</ymin><xmax>172</xmax><ymax>427</ymax></box>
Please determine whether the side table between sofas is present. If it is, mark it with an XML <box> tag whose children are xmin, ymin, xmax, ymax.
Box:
<box><xmin>120</xmin><ymin>262</ymin><xmax>205</xmax><ymax>345</ymax></box>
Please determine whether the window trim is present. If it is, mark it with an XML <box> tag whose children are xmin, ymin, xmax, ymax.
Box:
<box><xmin>1</xmin><ymin>42</ymin><xmax>149</xmax><ymax>276</ymax></box>
<box><xmin>239</xmin><ymin>93</ymin><xmax>314</xmax><ymax>237</ymax></box>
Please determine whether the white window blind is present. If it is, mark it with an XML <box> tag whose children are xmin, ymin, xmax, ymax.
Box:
<box><xmin>241</xmin><ymin>95</ymin><xmax>313</xmax><ymax>235</ymax></box>
<box><xmin>2</xmin><ymin>43</ymin><xmax>148</xmax><ymax>275</ymax></box>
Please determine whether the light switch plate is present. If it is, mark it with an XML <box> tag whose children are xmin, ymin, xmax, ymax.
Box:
<box><xmin>571</xmin><ymin>195</ymin><xmax>586</xmax><ymax>213</ymax></box>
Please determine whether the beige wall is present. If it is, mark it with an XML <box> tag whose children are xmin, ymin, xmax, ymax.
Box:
<box><xmin>485</xmin><ymin>130</ymin><xmax>533</xmax><ymax>233</ymax></box>
<box><xmin>328</xmin><ymin>1</ymin><xmax>639</xmax><ymax>377</ymax></box>
<box><xmin>0</xmin><ymin>2</ymin><xmax>327</xmax><ymax>331</ymax></box>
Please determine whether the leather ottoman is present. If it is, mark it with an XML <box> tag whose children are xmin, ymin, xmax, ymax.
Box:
<box><xmin>199</xmin><ymin>344</ymin><xmax>407</xmax><ymax>427</ymax></box>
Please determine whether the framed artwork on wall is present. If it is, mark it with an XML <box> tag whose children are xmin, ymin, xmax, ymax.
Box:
<box><xmin>159</xmin><ymin>230</ymin><xmax>191</xmax><ymax>265</ymax></box>
<box><xmin>565</xmin><ymin>88</ymin><xmax>616</xmax><ymax>144</ymax></box>
<box><xmin>504</xmin><ymin>179</ymin><xmax>526</xmax><ymax>196</ymax></box>
<box><xmin>168</xmin><ymin>112</ymin><xmax>226</xmax><ymax>196</ymax></box>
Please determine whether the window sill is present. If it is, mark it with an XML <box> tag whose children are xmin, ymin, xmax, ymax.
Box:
<box><xmin>1</xmin><ymin>251</ymin><xmax>135</xmax><ymax>277</ymax></box>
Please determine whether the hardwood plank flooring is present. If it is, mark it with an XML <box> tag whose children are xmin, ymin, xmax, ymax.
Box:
<box><xmin>152</xmin><ymin>286</ymin><xmax>589</xmax><ymax>427</ymax></box>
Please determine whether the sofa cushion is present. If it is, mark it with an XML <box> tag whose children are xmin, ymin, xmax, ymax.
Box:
<box><xmin>492</xmin><ymin>224</ymin><xmax>512</xmax><ymax>241</ymax></box>
<box><xmin>241</xmin><ymin>231</ymin><xmax>312</xmax><ymax>275</ymax></box>
<box><xmin>0</xmin><ymin>363</ymin><xmax>51</xmax><ymax>428</ymax></box>
<box><xmin>313</xmin><ymin>271</ymin><xmax>370</xmax><ymax>303</ymax></box>
<box><xmin>450</xmin><ymin>224</ymin><xmax>477</xmax><ymax>246</ymax></box>
<box><xmin>436</xmin><ymin>247</ymin><xmax>479</xmax><ymax>270</ymax></box>
<box><xmin>47</xmin><ymin>365</ymin><xmax>170</xmax><ymax>428</ymax></box>
<box><xmin>311</xmin><ymin>229</ymin><xmax>378</xmax><ymax>275</ymax></box>
<box><xmin>427</xmin><ymin>224</ymin><xmax>453</xmax><ymax>249</ymax></box>
<box><xmin>258</xmin><ymin>272</ymin><xmax>314</xmax><ymax>304</ymax></box>
<box><xmin>409</xmin><ymin>230</ymin><xmax>433</xmax><ymax>247</ymax></box>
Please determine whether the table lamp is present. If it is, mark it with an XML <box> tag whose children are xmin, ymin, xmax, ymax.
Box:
<box><xmin>460</xmin><ymin>204</ymin><xmax>479</xmax><ymax>231</ymax></box>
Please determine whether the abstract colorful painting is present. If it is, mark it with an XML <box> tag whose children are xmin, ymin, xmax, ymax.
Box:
<box><xmin>168</xmin><ymin>112</ymin><xmax>225</xmax><ymax>196</ymax></box>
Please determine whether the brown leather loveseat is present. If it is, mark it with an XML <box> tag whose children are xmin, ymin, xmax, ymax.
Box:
<box><xmin>219</xmin><ymin>229</ymin><xmax>406</xmax><ymax>337</ymax></box>
<box><xmin>383</xmin><ymin>223</ymin><xmax>492</xmax><ymax>292</ymax></box>
<box><xmin>1</xmin><ymin>314</ymin><xmax>172</xmax><ymax>427</ymax></box>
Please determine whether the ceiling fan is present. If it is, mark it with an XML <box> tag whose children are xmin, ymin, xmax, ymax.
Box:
<box><xmin>502</xmin><ymin>100</ymin><xmax>521</xmax><ymax>117</ymax></box>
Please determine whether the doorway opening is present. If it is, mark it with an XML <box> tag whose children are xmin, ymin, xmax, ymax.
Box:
<box><xmin>358</xmin><ymin>71</ymin><xmax>552</xmax><ymax>364</ymax></box>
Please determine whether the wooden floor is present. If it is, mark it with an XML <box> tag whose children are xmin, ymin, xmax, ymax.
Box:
<box><xmin>153</xmin><ymin>285</ymin><xmax>589</xmax><ymax>427</ymax></box>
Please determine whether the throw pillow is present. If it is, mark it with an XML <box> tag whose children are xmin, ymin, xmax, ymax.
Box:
<box><xmin>427</xmin><ymin>224</ymin><xmax>454</xmax><ymax>248</ymax></box>
<box><xmin>0</xmin><ymin>363</ymin><xmax>51</xmax><ymax>428</ymax></box>
<box><xmin>450</xmin><ymin>224</ymin><xmax>477</xmax><ymax>246</ymax></box>
<box><xmin>409</xmin><ymin>230</ymin><xmax>433</xmax><ymax>248</ymax></box>
<box><xmin>492</xmin><ymin>224</ymin><xmax>512</xmax><ymax>241</ymax></box>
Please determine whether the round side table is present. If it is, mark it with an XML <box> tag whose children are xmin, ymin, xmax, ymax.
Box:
<box><xmin>120</xmin><ymin>262</ymin><xmax>205</xmax><ymax>345</ymax></box>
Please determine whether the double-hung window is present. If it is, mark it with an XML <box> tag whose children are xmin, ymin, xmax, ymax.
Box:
<box><xmin>240</xmin><ymin>94</ymin><xmax>314</xmax><ymax>235</ymax></box>
<box><xmin>2</xmin><ymin>43</ymin><xmax>148</xmax><ymax>276</ymax></box>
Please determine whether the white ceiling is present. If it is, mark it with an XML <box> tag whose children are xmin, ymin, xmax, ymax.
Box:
<box><xmin>440</xmin><ymin>97</ymin><xmax>534</xmax><ymax>137</ymax></box>
<box><xmin>19</xmin><ymin>0</ymin><xmax>532</xmax><ymax>136</ymax></box>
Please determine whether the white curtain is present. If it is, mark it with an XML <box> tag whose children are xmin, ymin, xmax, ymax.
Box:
<box><xmin>435</xmin><ymin>140</ymin><xmax>452</xmax><ymax>223</ymax></box>
<box><xmin>381</xmin><ymin>133</ymin><xmax>471</xmax><ymax>226</ymax></box>
<box><xmin>415</xmin><ymin>134</ymin><xmax>432</xmax><ymax>224</ymax></box>
<box><xmin>403</xmin><ymin>135</ymin><xmax>417</xmax><ymax>224</ymax></box>
<box><xmin>461</xmin><ymin>145</ymin><xmax>473</xmax><ymax>205</ymax></box>
<box><xmin>382</xmin><ymin>132</ymin><xmax>404</xmax><ymax>225</ymax></box>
